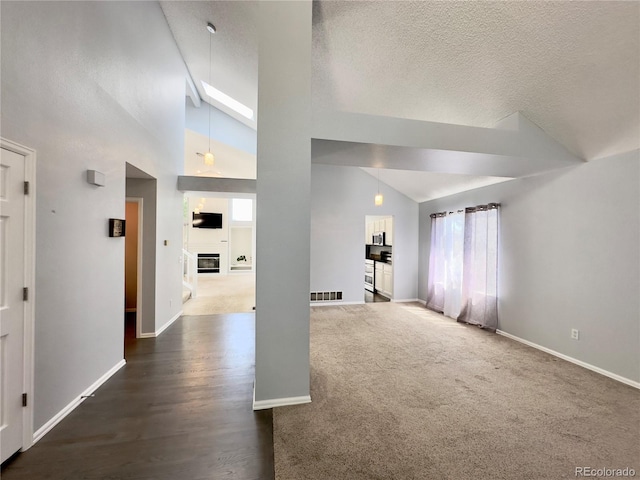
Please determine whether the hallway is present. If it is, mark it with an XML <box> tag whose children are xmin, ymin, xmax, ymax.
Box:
<box><xmin>1</xmin><ymin>313</ymin><xmax>274</xmax><ymax>480</ymax></box>
<box><xmin>183</xmin><ymin>273</ymin><xmax>256</xmax><ymax>316</ymax></box>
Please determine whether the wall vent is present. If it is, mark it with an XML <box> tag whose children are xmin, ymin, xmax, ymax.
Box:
<box><xmin>310</xmin><ymin>291</ymin><xmax>343</xmax><ymax>302</ymax></box>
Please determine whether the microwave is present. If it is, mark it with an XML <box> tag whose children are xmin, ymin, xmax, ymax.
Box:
<box><xmin>372</xmin><ymin>232</ymin><xmax>385</xmax><ymax>246</ymax></box>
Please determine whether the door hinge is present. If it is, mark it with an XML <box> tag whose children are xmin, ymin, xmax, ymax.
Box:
<box><xmin>22</xmin><ymin>393</ymin><xmax>27</xmax><ymax>407</ymax></box>
<box><xmin>23</xmin><ymin>287</ymin><xmax>28</xmax><ymax>301</ymax></box>
<box><xmin>24</xmin><ymin>181</ymin><xmax>30</xmax><ymax>195</ymax></box>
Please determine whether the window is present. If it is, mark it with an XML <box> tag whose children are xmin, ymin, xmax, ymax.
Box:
<box><xmin>426</xmin><ymin>204</ymin><xmax>499</xmax><ymax>331</ymax></box>
<box><xmin>232</xmin><ymin>198</ymin><xmax>253</xmax><ymax>222</ymax></box>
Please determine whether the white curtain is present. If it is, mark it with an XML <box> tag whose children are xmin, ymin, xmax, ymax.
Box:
<box><xmin>443</xmin><ymin>211</ymin><xmax>465</xmax><ymax>318</ymax></box>
<box><xmin>426</xmin><ymin>204</ymin><xmax>499</xmax><ymax>332</ymax></box>
<box><xmin>426</xmin><ymin>214</ymin><xmax>445</xmax><ymax>312</ymax></box>
<box><xmin>426</xmin><ymin>211</ymin><xmax>465</xmax><ymax>318</ymax></box>
<box><xmin>458</xmin><ymin>206</ymin><xmax>498</xmax><ymax>331</ymax></box>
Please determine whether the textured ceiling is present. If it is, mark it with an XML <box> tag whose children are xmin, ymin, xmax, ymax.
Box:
<box><xmin>312</xmin><ymin>0</ymin><xmax>639</xmax><ymax>160</ymax></box>
<box><xmin>162</xmin><ymin>0</ymin><xmax>639</xmax><ymax>199</ymax></box>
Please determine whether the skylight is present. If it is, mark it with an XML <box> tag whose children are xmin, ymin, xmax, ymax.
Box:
<box><xmin>201</xmin><ymin>81</ymin><xmax>254</xmax><ymax>120</ymax></box>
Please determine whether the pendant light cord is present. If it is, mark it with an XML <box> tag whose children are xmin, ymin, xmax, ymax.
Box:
<box><xmin>208</xmin><ymin>29</ymin><xmax>212</xmax><ymax>155</ymax></box>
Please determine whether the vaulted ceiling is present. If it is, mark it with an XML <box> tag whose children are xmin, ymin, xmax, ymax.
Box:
<box><xmin>161</xmin><ymin>1</ymin><xmax>639</xmax><ymax>201</ymax></box>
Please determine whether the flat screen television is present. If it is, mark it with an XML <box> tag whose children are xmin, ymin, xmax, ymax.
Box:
<box><xmin>192</xmin><ymin>212</ymin><xmax>223</xmax><ymax>229</ymax></box>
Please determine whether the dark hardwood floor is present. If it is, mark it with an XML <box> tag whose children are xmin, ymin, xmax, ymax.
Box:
<box><xmin>364</xmin><ymin>290</ymin><xmax>391</xmax><ymax>303</ymax></box>
<box><xmin>1</xmin><ymin>312</ymin><xmax>274</xmax><ymax>480</ymax></box>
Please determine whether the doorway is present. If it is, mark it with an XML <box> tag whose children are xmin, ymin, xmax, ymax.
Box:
<box><xmin>182</xmin><ymin>193</ymin><xmax>256</xmax><ymax>315</ymax></box>
<box><xmin>125</xmin><ymin>163</ymin><xmax>157</xmax><ymax>343</ymax></box>
<box><xmin>0</xmin><ymin>139</ymin><xmax>36</xmax><ymax>464</ymax></box>
<box><xmin>125</xmin><ymin>198</ymin><xmax>142</xmax><ymax>343</ymax></box>
<box><xmin>364</xmin><ymin>215</ymin><xmax>394</xmax><ymax>303</ymax></box>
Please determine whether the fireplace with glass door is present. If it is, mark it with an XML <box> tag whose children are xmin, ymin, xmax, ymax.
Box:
<box><xmin>197</xmin><ymin>253</ymin><xmax>220</xmax><ymax>273</ymax></box>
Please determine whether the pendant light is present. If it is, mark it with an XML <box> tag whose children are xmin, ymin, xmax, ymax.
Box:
<box><xmin>374</xmin><ymin>168</ymin><xmax>383</xmax><ymax>206</ymax></box>
<box><xmin>203</xmin><ymin>22</ymin><xmax>216</xmax><ymax>166</ymax></box>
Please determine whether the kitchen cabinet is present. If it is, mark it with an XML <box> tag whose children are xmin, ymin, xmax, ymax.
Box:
<box><xmin>366</xmin><ymin>221</ymin><xmax>374</xmax><ymax>244</ymax></box>
<box><xmin>374</xmin><ymin>261</ymin><xmax>393</xmax><ymax>298</ymax></box>
<box><xmin>384</xmin><ymin>218</ymin><xmax>393</xmax><ymax>246</ymax></box>
<box><xmin>375</xmin><ymin>262</ymin><xmax>384</xmax><ymax>292</ymax></box>
<box><xmin>383</xmin><ymin>266</ymin><xmax>393</xmax><ymax>297</ymax></box>
<box><xmin>365</xmin><ymin>216</ymin><xmax>393</xmax><ymax>246</ymax></box>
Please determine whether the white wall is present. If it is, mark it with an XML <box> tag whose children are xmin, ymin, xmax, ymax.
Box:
<box><xmin>186</xmin><ymin>101</ymin><xmax>257</xmax><ymax>156</ymax></box>
<box><xmin>311</xmin><ymin>165</ymin><xmax>419</xmax><ymax>303</ymax></box>
<box><xmin>186</xmin><ymin>196</ymin><xmax>230</xmax><ymax>272</ymax></box>
<box><xmin>254</xmin><ymin>1</ymin><xmax>312</xmax><ymax>404</ymax></box>
<box><xmin>418</xmin><ymin>150</ymin><xmax>640</xmax><ymax>383</ymax></box>
<box><xmin>230</xmin><ymin>228</ymin><xmax>253</xmax><ymax>267</ymax></box>
<box><xmin>1</xmin><ymin>2</ymin><xmax>186</xmax><ymax>430</ymax></box>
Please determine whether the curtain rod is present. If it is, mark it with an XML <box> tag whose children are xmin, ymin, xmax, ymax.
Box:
<box><xmin>429</xmin><ymin>203</ymin><xmax>500</xmax><ymax>218</ymax></box>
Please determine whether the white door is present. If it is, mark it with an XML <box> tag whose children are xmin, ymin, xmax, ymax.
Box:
<box><xmin>0</xmin><ymin>147</ymin><xmax>26</xmax><ymax>463</ymax></box>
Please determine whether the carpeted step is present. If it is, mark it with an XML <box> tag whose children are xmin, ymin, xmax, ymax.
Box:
<box><xmin>182</xmin><ymin>288</ymin><xmax>191</xmax><ymax>304</ymax></box>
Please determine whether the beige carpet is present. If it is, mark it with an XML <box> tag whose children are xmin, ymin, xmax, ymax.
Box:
<box><xmin>182</xmin><ymin>273</ymin><xmax>255</xmax><ymax>315</ymax></box>
<box><xmin>274</xmin><ymin>302</ymin><xmax>640</xmax><ymax>480</ymax></box>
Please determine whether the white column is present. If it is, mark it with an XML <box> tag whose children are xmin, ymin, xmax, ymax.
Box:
<box><xmin>254</xmin><ymin>0</ymin><xmax>312</xmax><ymax>408</ymax></box>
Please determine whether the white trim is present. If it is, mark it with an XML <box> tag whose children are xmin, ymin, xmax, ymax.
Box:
<box><xmin>185</xmin><ymin>75</ymin><xmax>201</xmax><ymax>108</ymax></box>
<box><xmin>496</xmin><ymin>330</ymin><xmax>640</xmax><ymax>390</ymax></box>
<box><xmin>311</xmin><ymin>300</ymin><xmax>425</xmax><ymax>307</ymax></box>
<box><xmin>126</xmin><ymin>197</ymin><xmax>143</xmax><ymax>339</ymax></box>
<box><xmin>252</xmin><ymin>384</ymin><xmax>311</xmax><ymax>410</ymax></box>
<box><xmin>155</xmin><ymin>310</ymin><xmax>182</xmax><ymax>336</ymax></box>
<box><xmin>253</xmin><ymin>396</ymin><xmax>311</xmax><ymax>410</ymax></box>
<box><xmin>32</xmin><ymin>359</ymin><xmax>126</xmax><ymax>444</ymax></box>
<box><xmin>1</xmin><ymin>138</ymin><xmax>36</xmax><ymax>454</ymax></box>
<box><xmin>310</xmin><ymin>301</ymin><xmax>364</xmax><ymax>307</ymax></box>
<box><xmin>392</xmin><ymin>298</ymin><xmax>425</xmax><ymax>304</ymax></box>
<box><xmin>140</xmin><ymin>310</ymin><xmax>183</xmax><ymax>338</ymax></box>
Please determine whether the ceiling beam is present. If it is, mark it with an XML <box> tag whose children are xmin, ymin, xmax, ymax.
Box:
<box><xmin>185</xmin><ymin>76</ymin><xmax>201</xmax><ymax>108</ymax></box>
<box><xmin>311</xmin><ymin>111</ymin><xmax>583</xmax><ymax>178</ymax></box>
<box><xmin>177</xmin><ymin>176</ymin><xmax>256</xmax><ymax>193</ymax></box>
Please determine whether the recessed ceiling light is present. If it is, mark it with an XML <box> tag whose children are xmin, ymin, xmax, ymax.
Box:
<box><xmin>206</xmin><ymin>22</ymin><xmax>216</xmax><ymax>34</ymax></box>
<box><xmin>202</xmin><ymin>81</ymin><xmax>254</xmax><ymax>120</ymax></box>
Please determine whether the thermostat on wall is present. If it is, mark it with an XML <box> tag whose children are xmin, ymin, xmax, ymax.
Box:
<box><xmin>87</xmin><ymin>169</ymin><xmax>105</xmax><ymax>186</ymax></box>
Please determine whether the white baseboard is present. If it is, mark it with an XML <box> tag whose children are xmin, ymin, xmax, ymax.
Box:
<box><xmin>33</xmin><ymin>359</ymin><xmax>126</xmax><ymax>444</ymax></box>
<box><xmin>140</xmin><ymin>310</ymin><xmax>183</xmax><ymax>338</ymax></box>
<box><xmin>496</xmin><ymin>330</ymin><xmax>640</xmax><ymax>389</ymax></box>
<box><xmin>392</xmin><ymin>298</ymin><xmax>425</xmax><ymax>304</ymax></box>
<box><xmin>311</xmin><ymin>301</ymin><xmax>364</xmax><ymax>307</ymax></box>
<box><xmin>252</xmin><ymin>382</ymin><xmax>311</xmax><ymax>410</ymax></box>
<box><xmin>155</xmin><ymin>310</ymin><xmax>182</xmax><ymax>337</ymax></box>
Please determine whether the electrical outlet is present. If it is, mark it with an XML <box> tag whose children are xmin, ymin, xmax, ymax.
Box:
<box><xmin>571</xmin><ymin>329</ymin><xmax>579</xmax><ymax>340</ymax></box>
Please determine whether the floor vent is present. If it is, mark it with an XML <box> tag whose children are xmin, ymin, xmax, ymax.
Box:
<box><xmin>310</xmin><ymin>291</ymin><xmax>343</xmax><ymax>302</ymax></box>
